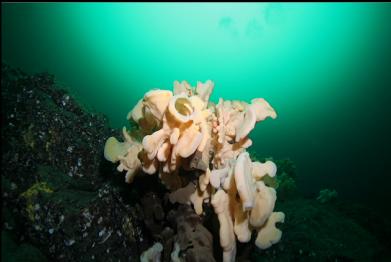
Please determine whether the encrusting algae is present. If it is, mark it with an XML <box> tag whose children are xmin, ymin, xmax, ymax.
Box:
<box><xmin>20</xmin><ymin>182</ymin><xmax>53</xmax><ymax>221</ymax></box>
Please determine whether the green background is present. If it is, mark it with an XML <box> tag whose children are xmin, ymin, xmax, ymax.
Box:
<box><xmin>2</xmin><ymin>3</ymin><xmax>391</xmax><ymax>210</ymax></box>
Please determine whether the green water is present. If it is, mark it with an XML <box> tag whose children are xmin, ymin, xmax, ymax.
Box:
<box><xmin>2</xmin><ymin>3</ymin><xmax>391</xmax><ymax>210</ymax></box>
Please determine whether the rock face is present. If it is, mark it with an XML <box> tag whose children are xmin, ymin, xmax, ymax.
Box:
<box><xmin>1</xmin><ymin>63</ymin><xmax>147</xmax><ymax>261</ymax></box>
<box><xmin>167</xmin><ymin>205</ymin><xmax>216</xmax><ymax>262</ymax></box>
<box><xmin>1</xmin><ymin>64</ymin><xmax>112</xmax><ymax>188</ymax></box>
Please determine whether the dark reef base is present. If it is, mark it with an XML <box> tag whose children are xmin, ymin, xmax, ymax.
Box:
<box><xmin>1</xmin><ymin>62</ymin><xmax>391</xmax><ymax>262</ymax></box>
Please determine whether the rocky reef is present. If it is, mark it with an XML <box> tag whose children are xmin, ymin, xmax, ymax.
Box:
<box><xmin>1</xmin><ymin>63</ymin><xmax>145</xmax><ymax>261</ymax></box>
<box><xmin>2</xmin><ymin>63</ymin><xmax>390</xmax><ymax>262</ymax></box>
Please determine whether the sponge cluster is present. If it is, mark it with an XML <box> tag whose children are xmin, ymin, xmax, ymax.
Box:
<box><xmin>104</xmin><ymin>80</ymin><xmax>284</xmax><ymax>262</ymax></box>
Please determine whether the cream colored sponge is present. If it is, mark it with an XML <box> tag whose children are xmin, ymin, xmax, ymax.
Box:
<box><xmin>104</xmin><ymin>80</ymin><xmax>284</xmax><ymax>262</ymax></box>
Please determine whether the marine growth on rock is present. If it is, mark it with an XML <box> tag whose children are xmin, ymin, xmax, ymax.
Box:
<box><xmin>104</xmin><ymin>80</ymin><xmax>285</xmax><ymax>262</ymax></box>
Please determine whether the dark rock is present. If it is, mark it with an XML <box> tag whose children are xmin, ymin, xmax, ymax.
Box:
<box><xmin>141</xmin><ymin>192</ymin><xmax>165</xmax><ymax>237</ymax></box>
<box><xmin>168</xmin><ymin>205</ymin><xmax>216</xmax><ymax>262</ymax></box>
<box><xmin>1</xmin><ymin>63</ymin><xmax>143</xmax><ymax>261</ymax></box>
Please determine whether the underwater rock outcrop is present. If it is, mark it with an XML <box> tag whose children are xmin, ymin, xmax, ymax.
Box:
<box><xmin>2</xmin><ymin>63</ymin><xmax>388</xmax><ymax>262</ymax></box>
<box><xmin>1</xmin><ymin>63</ymin><xmax>146</xmax><ymax>261</ymax></box>
<box><xmin>167</xmin><ymin>204</ymin><xmax>216</xmax><ymax>262</ymax></box>
<box><xmin>104</xmin><ymin>80</ymin><xmax>284</xmax><ymax>261</ymax></box>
